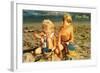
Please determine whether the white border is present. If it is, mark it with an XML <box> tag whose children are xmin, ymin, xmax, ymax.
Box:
<box><xmin>11</xmin><ymin>1</ymin><xmax>97</xmax><ymax>71</ymax></box>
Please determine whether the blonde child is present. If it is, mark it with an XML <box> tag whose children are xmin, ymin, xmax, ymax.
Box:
<box><xmin>58</xmin><ymin>13</ymin><xmax>78</xmax><ymax>60</ymax></box>
<box><xmin>33</xmin><ymin>19</ymin><xmax>56</xmax><ymax>61</ymax></box>
<box><xmin>41</xmin><ymin>19</ymin><xmax>56</xmax><ymax>53</ymax></box>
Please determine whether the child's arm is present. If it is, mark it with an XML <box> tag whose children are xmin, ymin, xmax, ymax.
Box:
<box><xmin>69</xmin><ymin>26</ymin><xmax>74</xmax><ymax>43</ymax></box>
<box><xmin>58</xmin><ymin>31</ymin><xmax>63</xmax><ymax>51</ymax></box>
<box><xmin>33</xmin><ymin>33</ymin><xmax>42</xmax><ymax>39</ymax></box>
<box><xmin>33</xmin><ymin>32</ymin><xmax>45</xmax><ymax>39</ymax></box>
<box><xmin>58</xmin><ymin>32</ymin><xmax>61</xmax><ymax>45</ymax></box>
<box><xmin>52</xmin><ymin>36</ymin><xmax>56</xmax><ymax>51</ymax></box>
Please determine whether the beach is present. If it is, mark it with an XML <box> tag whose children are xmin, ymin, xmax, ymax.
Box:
<box><xmin>23</xmin><ymin>21</ymin><xmax>91</xmax><ymax>62</ymax></box>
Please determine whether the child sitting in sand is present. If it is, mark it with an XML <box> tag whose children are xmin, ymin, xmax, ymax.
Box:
<box><xmin>41</xmin><ymin>19</ymin><xmax>56</xmax><ymax>52</ymax></box>
<box><xmin>57</xmin><ymin>13</ymin><xmax>78</xmax><ymax>60</ymax></box>
<box><xmin>33</xmin><ymin>19</ymin><xmax>56</xmax><ymax>60</ymax></box>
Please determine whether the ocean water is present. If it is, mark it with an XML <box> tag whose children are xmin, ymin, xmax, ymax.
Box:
<box><xmin>23</xmin><ymin>10</ymin><xmax>91</xmax><ymax>24</ymax></box>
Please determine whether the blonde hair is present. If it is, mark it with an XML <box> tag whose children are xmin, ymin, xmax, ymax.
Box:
<box><xmin>63</xmin><ymin>13</ymin><xmax>72</xmax><ymax>23</ymax></box>
<box><xmin>42</xmin><ymin>19</ymin><xmax>55</xmax><ymax>33</ymax></box>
